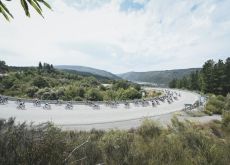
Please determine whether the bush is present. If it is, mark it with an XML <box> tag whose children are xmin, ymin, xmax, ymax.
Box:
<box><xmin>204</xmin><ymin>110</ymin><xmax>213</xmax><ymax>116</ymax></box>
<box><xmin>26</xmin><ymin>86</ymin><xmax>39</xmax><ymax>97</ymax></box>
<box><xmin>205</xmin><ymin>95</ymin><xmax>225</xmax><ymax>114</ymax></box>
<box><xmin>222</xmin><ymin>111</ymin><xmax>230</xmax><ymax>131</ymax></box>
<box><xmin>0</xmin><ymin>118</ymin><xmax>68</xmax><ymax>165</ymax></box>
<box><xmin>74</xmin><ymin>96</ymin><xmax>83</xmax><ymax>101</ymax></box>
<box><xmin>32</xmin><ymin>76</ymin><xmax>49</xmax><ymax>88</ymax></box>
<box><xmin>137</xmin><ymin>119</ymin><xmax>162</xmax><ymax>139</ymax></box>
<box><xmin>99</xmin><ymin>130</ymin><xmax>133</xmax><ymax>165</ymax></box>
<box><xmin>224</xmin><ymin>93</ymin><xmax>230</xmax><ymax>111</ymax></box>
<box><xmin>0</xmin><ymin>118</ymin><xmax>230</xmax><ymax>164</ymax></box>
<box><xmin>86</xmin><ymin>88</ymin><xmax>103</xmax><ymax>101</ymax></box>
<box><xmin>75</xmin><ymin>87</ymin><xmax>85</xmax><ymax>98</ymax></box>
<box><xmin>117</xmin><ymin>88</ymin><xmax>141</xmax><ymax>100</ymax></box>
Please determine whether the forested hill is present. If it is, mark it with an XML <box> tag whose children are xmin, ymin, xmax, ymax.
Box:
<box><xmin>0</xmin><ymin>61</ymin><xmax>143</xmax><ymax>101</ymax></box>
<box><xmin>118</xmin><ymin>68</ymin><xmax>200</xmax><ymax>86</ymax></box>
<box><xmin>56</xmin><ymin>65</ymin><xmax>121</xmax><ymax>80</ymax></box>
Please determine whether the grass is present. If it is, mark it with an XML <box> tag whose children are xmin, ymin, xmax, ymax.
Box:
<box><xmin>185</xmin><ymin>110</ymin><xmax>207</xmax><ymax>117</ymax></box>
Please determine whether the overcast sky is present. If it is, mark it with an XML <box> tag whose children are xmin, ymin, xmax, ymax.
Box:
<box><xmin>0</xmin><ymin>0</ymin><xmax>230</xmax><ymax>73</ymax></box>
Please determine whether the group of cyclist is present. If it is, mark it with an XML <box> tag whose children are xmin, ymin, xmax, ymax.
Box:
<box><xmin>2</xmin><ymin>90</ymin><xmax>181</xmax><ymax>111</ymax></box>
<box><xmin>0</xmin><ymin>96</ymin><xmax>8</xmax><ymax>105</ymax></box>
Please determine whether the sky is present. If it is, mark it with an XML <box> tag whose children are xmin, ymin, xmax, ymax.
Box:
<box><xmin>0</xmin><ymin>0</ymin><xmax>230</xmax><ymax>74</ymax></box>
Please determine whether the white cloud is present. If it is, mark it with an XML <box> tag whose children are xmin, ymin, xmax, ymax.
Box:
<box><xmin>0</xmin><ymin>0</ymin><xmax>230</xmax><ymax>73</ymax></box>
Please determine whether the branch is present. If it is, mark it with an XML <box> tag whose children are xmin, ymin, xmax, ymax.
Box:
<box><xmin>64</xmin><ymin>136</ymin><xmax>90</xmax><ymax>163</ymax></box>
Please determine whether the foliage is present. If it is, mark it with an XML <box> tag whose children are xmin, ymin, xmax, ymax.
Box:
<box><xmin>1</xmin><ymin>117</ymin><xmax>230</xmax><ymax>164</ymax></box>
<box><xmin>117</xmin><ymin>87</ymin><xmax>142</xmax><ymax>100</ymax></box>
<box><xmin>86</xmin><ymin>88</ymin><xmax>103</xmax><ymax>101</ymax></box>
<box><xmin>224</xmin><ymin>94</ymin><xmax>230</xmax><ymax>111</ymax></box>
<box><xmin>0</xmin><ymin>61</ymin><xmax>143</xmax><ymax>101</ymax></box>
<box><xmin>136</xmin><ymin>119</ymin><xmax>162</xmax><ymax>139</ymax></box>
<box><xmin>169</xmin><ymin>57</ymin><xmax>230</xmax><ymax>96</ymax></box>
<box><xmin>32</xmin><ymin>76</ymin><xmax>50</xmax><ymax>88</ymax></box>
<box><xmin>99</xmin><ymin>130</ymin><xmax>133</xmax><ymax>164</ymax></box>
<box><xmin>0</xmin><ymin>0</ymin><xmax>51</xmax><ymax>21</ymax></box>
<box><xmin>222</xmin><ymin>111</ymin><xmax>230</xmax><ymax>131</ymax></box>
<box><xmin>0</xmin><ymin>60</ymin><xmax>8</xmax><ymax>73</ymax></box>
<box><xmin>204</xmin><ymin>94</ymin><xmax>230</xmax><ymax>115</ymax></box>
<box><xmin>205</xmin><ymin>95</ymin><xmax>226</xmax><ymax>114</ymax></box>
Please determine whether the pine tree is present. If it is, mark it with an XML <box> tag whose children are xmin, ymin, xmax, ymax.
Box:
<box><xmin>190</xmin><ymin>71</ymin><xmax>200</xmax><ymax>91</ymax></box>
<box><xmin>38</xmin><ymin>62</ymin><xmax>43</xmax><ymax>70</ymax></box>
<box><xmin>224</xmin><ymin>58</ymin><xmax>230</xmax><ymax>95</ymax></box>
<box><xmin>202</xmin><ymin>60</ymin><xmax>215</xmax><ymax>93</ymax></box>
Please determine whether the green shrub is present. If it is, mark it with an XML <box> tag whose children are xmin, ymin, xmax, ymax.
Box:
<box><xmin>86</xmin><ymin>88</ymin><xmax>103</xmax><ymax>101</ymax></box>
<box><xmin>222</xmin><ymin>111</ymin><xmax>230</xmax><ymax>131</ymax></box>
<box><xmin>204</xmin><ymin>109</ymin><xmax>213</xmax><ymax>116</ymax></box>
<box><xmin>224</xmin><ymin>93</ymin><xmax>230</xmax><ymax>111</ymax></box>
<box><xmin>1</xmin><ymin>117</ymin><xmax>230</xmax><ymax>165</ymax></box>
<box><xmin>99</xmin><ymin>130</ymin><xmax>133</xmax><ymax>165</ymax></box>
<box><xmin>74</xmin><ymin>96</ymin><xmax>83</xmax><ymax>101</ymax></box>
<box><xmin>137</xmin><ymin>119</ymin><xmax>162</xmax><ymax>139</ymax></box>
<box><xmin>32</xmin><ymin>76</ymin><xmax>49</xmax><ymax>88</ymax></box>
<box><xmin>205</xmin><ymin>95</ymin><xmax>225</xmax><ymax>114</ymax></box>
<box><xmin>26</xmin><ymin>86</ymin><xmax>39</xmax><ymax>97</ymax></box>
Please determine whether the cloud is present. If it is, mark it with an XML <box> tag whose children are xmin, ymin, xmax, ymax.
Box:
<box><xmin>0</xmin><ymin>0</ymin><xmax>230</xmax><ymax>73</ymax></box>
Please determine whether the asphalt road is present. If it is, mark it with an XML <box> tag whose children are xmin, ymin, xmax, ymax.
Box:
<box><xmin>0</xmin><ymin>88</ymin><xmax>200</xmax><ymax>130</ymax></box>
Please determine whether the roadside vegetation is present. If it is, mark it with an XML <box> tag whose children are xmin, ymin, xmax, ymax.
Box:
<box><xmin>0</xmin><ymin>61</ymin><xmax>144</xmax><ymax>101</ymax></box>
<box><xmin>0</xmin><ymin>116</ymin><xmax>230</xmax><ymax>165</ymax></box>
<box><xmin>169</xmin><ymin>57</ymin><xmax>230</xmax><ymax>96</ymax></box>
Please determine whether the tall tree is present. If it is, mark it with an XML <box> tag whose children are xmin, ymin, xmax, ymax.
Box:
<box><xmin>38</xmin><ymin>62</ymin><xmax>42</xmax><ymax>70</ymax></box>
<box><xmin>169</xmin><ymin>78</ymin><xmax>177</xmax><ymax>88</ymax></box>
<box><xmin>169</xmin><ymin>57</ymin><xmax>230</xmax><ymax>95</ymax></box>
<box><xmin>190</xmin><ymin>71</ymin><xmax>200</xmax><ymax>90</ymax></box>
<box><xmin>224</xmin><ymin>58</ymin><xmax>230</xmax><ymax>94</ymax></box>
<box><xmin>0</xmin><ymin>60</ymin><xmax>8</xmax><ymax>73</ymax></box>
<box><xmin>213</xmin><ymin>60</ymin><xmax>225</xmax><ymax>95</ymax></box>
<box><xmin>202</xmin><ymin>60</ymin><xmax>215</xmax><ymax>93</ymax></box>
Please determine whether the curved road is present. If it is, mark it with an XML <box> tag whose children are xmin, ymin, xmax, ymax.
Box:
<box><xmin>0</xmin><ymin>88</ymin><xmax>200</xmax><ymax>130</ymax></box>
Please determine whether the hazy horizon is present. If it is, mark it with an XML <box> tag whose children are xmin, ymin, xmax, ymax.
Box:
<box><xmin>1</xmin><ymin>0</ymin><xmax>230</xmax><ymax>73</ymax></box>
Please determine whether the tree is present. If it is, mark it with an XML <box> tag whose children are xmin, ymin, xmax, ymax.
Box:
<box><xmin>190</xmin><ymin>71</ymin><xmax>200</xmax><ymax>91</ymax></box>
<box><xmin>169</xmin><ymin>78</ymin><xmax>177</xmax><ymax>88</ymax></box>
<box><xmin>169</xmin><ymin>57</ymin><xmax>230</xmax><ymax>95</ymax></box>
<box><xmin>202</xmin><ymin>60</ymin><xmax>215</xmax><ymax>93</ymax></box>
<box><xmin>0</xmin><ymin>60</ymin><xmax>8</xmax><ymax>73</ymax></box>
<box><xmin>38</xmin><ymin>62</ymin><xmax>42</xmax><ymax>70</ymax></box>
<box><xmin>224</xmin><ymin>58</ymin><xmax>230</xmax><ymax>94</ymax></box>
<box><xmin>112</xmin><ymin>80</ymin><xmax>130</xmax><ymax>90</ymax></box>
<box><xmin>213</xmin><ymin>60</ymin><xmax>225</xmax><ymax>95</ymax></box>
<box><xmin>0</xmin><ymin>0</ymin><xmax>51</xmax><ymax>21</ymax></box>
<box><xmin>198</xmin><ymin>73</ymin><xmax>205</xmax><ymax>92</ymax></box>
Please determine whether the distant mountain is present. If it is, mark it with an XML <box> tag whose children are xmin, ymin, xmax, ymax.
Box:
<box><xmin>55</xmin><ymin>65</ymin><xmax>121</xmax><ymax>80</ymax></box>
<box><xmin>118</xmin><ymin>68</ymin><xmax>201</xmax><ymax>86</ymax></box>
<box><xmin>61</xmin><ymin>69</ymin><xmax>112</xmax><ymax>81</ymax></box>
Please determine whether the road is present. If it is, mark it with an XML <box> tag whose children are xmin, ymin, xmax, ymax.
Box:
<box><xmin>0</xmin><ymin>88</ymin><xmax>200</xmax><ymax>130</ymax></box>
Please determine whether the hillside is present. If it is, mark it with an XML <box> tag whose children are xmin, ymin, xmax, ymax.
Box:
<box><xmin>0</xmin><ymin>61</ymin><xmax>142</xmax><ymax>101</ymax></box>
<box><xmin>56</xmin><ymin>65</ymin><xmax>121</xmax><ymax>80</ymax></box>
<box><xmin>60</xmin><ymin>69</ymin><xmax>112</xmax><ymax>81</ymax></box>
<box><xmin>119</xmin><ymin>68</ymin><xmax>201</xmax><ymax>86</ymax></box>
